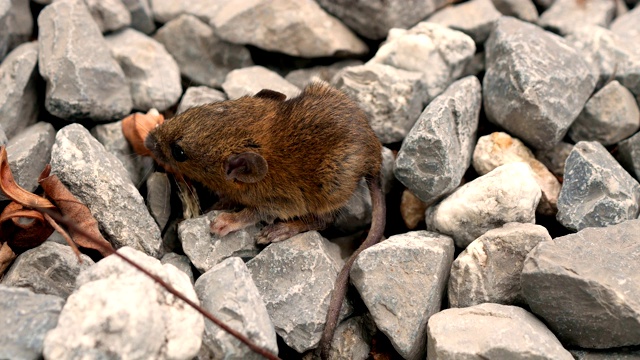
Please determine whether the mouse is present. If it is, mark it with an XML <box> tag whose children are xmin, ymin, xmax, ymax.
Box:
<box><xmin>144</xmin><ymin>82</ymin><xmax>386</xmax><ymax>359</ymax></box>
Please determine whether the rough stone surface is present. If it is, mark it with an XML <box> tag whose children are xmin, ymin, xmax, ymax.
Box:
<box><xmin>427</xmin><ymin>0</ymin><xmax>502</xmax><ymax>44</ymax></box>
<box><xmin>154</xmin><ymin>14</ymin><xmax>253</xmax><ymax>89</ymax></box>
<box><xmin>160</xmin><ymin>252</ymin><xmax>193</xmax><ymax>284</ymax></box>
<box><xmin>448</xmin><ymin>223</ymin><xmax>551</xmax><ymax>308</ymax></box>
<box><xmin>611</xmin><ymin>5</ymin><xmax>640</xmax><ymax>56</ymax></box>
<box><xmin>332</xmin><ymin>63</ymin><xmax>426</xmax><ymax>144</ymax></box>
<box><xmin>0</xmin><ymin>41</ymin><xmax>39</xmax><ymax>139</ymax></box>
<box><xmin>0</xmin><ymin>0</ymin><xmax>33</xmax><ymax>60</ymax></box>
<box><xmin>210</xmin><ymin>0</ymin><xmax>368</xmax><ymax>58</ymax></box>
<box><xmin>195</xmin><ymin>257</ymin><xmax>278</xmax><ymax>360</ymax></box>
<box><xmin>326</xmin><ymin>315</ymin><xmax>375</xmax><ymax>360</ymax></box>
<box><xmin>222</xmin><ymin>66</ymin><xmax>301</xmax><ymax>100</ymax></box>
<box><xmin>522</xmin><ymin>219</ymin><xmax>640</xmax><ymax>348</ymax></box>
<box><xmin>472</xmin><ymin>132</ymin><xmax>561</xmax><ymax>215</ymax></box>
<box><xmin>176</xmin><ymin>86</ymin><xmax>226</xmax><ymax>114</ymax></box>
<box><xmin>557</xmin><ymin>141</ymin><xmax>640</xmax><ymax>231</ymax></box>
<box><xmin>121</xmin><ymin>0</ymin><xmax>155</xmax><ymax>34</ymax></box>
<box><xmin>2</xmin><ymin>241</ymin><xmax>94</xmax><ymax>299</ymax></box>
<box><xmin>618</xmin><ymin>132</ymin><xmax>640</xmax><ymax>181</ymax></box>
<box><xmin>84</xmin><ymin>0</ymin><xmax>131</xmax><ymax>33</ymax></box>
<box><xmin>571</xmin><ymin>348</ymin><xmax>640</xmax><ymax>359</ymax></box>
<box><xmin>427</xmin><ymin>303</ymin><xmax>573</xmax><ymax>359</ymax></box>
<box><xmin>146</xmin><ymin>172</ymin><xmax>171</xmax><ymax>230</ymax></box>
<box><xmin>351</xmin><ymin>231</ymin><xmax>454</xmax><ymax>360</ymax></box>
<box><xmin>568</xmin><ymin>80</ymin><xmax>640</xmax><ymax>145</ymax></box>
<box><xmin>395</xmin><ymin>76</ymin><xmax>481</xmax><ymax>205</ymax></box>
<box><xmin>380</xmin><ymin>146</ymin><xmax>396</xmax><ymax>194</ymax></box>
<box><xmin>369</xmin><ymin>22</ymin><xmax>476</xmax><ymax>104</ymax></box>
<box><xmin>535</xmin><ymin>141</ymin><xmax>573</xmax><ymax>177</ymax></box>
<box><xmin>38</xmin><ymin>0</ymin><xmax>132</xmax><ymax>121</ymax></box>
<box><xmin>246</xmin><ymin>231</ymin><xmax>348</xmax><ymax>353</ymax></box>
<box><xmin>285</xmin><ymin>60</ymin><xmax>362</xmax><ymax>89</ymax></box>
<box><xmin>538</xmin><ymin>0</ymin><xmax>615</xmax><ymax>35</ymax></box>
<box><xmin>483</xmin><ymin>17</ymin><xmax>596</xmax><ymax>150</ymax></box>
<box><xmin>333</xmin><ymin>178</ymin><xmax>372</xmax><ymax>234</ymax></box>
<box><xmin>0</xmin><ymin>285</ymin><xmax>64</xmax><ymax>360</ymax></box>
<box><xmin>427</xmin><ymin>162</ymin><xmax>541</xmax><ymax>248</ymax></box>
<box><xmin>43</xmin><ymin>247</ymin><xmax>204</xmax><ymax>360</ymax></box>
<box><xmin>178</xmin><ymin>211</ymin><xmax>260</xmax><ymax>274</ymax></box>
<box><xmin>50</xmin><ymin>124</ymin><xmax>163</xmax><ymax>258</ymax></box>
<box><xmin>491</xmin><ymin>0</ymin><xmax>539</xmax><ymax>22</ymax></box>
<box><xmin>106</xmin><ymin>28</ymin><xmax>181</xmax><ymax>112</ymax></box>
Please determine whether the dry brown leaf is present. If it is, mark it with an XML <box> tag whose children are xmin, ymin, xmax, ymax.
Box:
<box><xmin>0</xmin><ymin>241</ymin><xmax>16</xmax><ymax>276</ymax></box>
<box><xmin>0</xmin><ymin>202</ymin><xmax>54</xmax><ymax>251</ymax></box>
<box><xmin>122</xmin><ymin>109</ymin><xmax>164</xmax><ymax>157</ymax></box>
<box><xmin>0</xmin><ymin>146</ymin><xmax>55</xmax><ymax>210</ymax></box>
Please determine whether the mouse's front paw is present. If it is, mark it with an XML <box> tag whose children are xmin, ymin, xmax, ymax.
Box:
<box><xmin>210</xmin><ymin>212</ymin><xmax>242</xmax><ymax>237</ymax></box>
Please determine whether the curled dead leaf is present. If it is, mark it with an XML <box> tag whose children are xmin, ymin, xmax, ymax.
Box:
<box><xmin>122</xmin><ymin>108</ymin><xmax>164</xmax><ymax>157</ymax></box>
<box><xmin>0</xmin><ymin>202</ymin><xmax>54</xmax><ymax>251</ymax></box>
<box><xmin>0</xmin><ymin>146</ymin><xmax>54</xmax><ymax>210</ymax></box>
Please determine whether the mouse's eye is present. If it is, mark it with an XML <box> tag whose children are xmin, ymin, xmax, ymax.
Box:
<box><xmin>170</xmin><ymin>143</ymin><xmax>187</xmax><ymax>162</ymax></box>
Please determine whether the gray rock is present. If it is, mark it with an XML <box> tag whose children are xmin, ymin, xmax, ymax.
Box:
<box><xmin>50</xmin><ymin>124</ymin><xmax>163</xmax><ymax>258</ymax></box>
<box><xmin>426</xmin><ymin>162</ymin><xmax>541</xmax><ymax>248</ymax></box>
<box><xmin>0</xmin><ymin>1</ymin><xmax>10</xmax><ymax>60</ymax></box>
<box><xmin>448</xmin><ymin>223</ymin><xmax>551</xmax><ymax>308</ymax></box>
<box><xmin>535</xmin><ymin>141</ymin><xmax>574</xmax><ymax>176</ymax></box>
<box><xmin>105</xmin><ymin>28</ymin><xmax>182</xmax><ymax>112</ymax></box>
<box><xmin>316</xmin><ymin>0</ymin><xmax>448</xmax><ymax>40</ymax></box>
<box><xmin>395</xmin><ymin>76</ymin><xmax>481</xmax><ymax>205</ymax></box>
<box><xmin>210</xmin><ymin>0</ymin><xmax>368</xmax><ymax>58</ymax></box>
<box><xmin>0</xmin><ymin>285</ymin><xmax>64</xmax><ymax>360</ymax></box>
<box><xmin>483</xmin><ymin>17</ymin><xmax>596</xmax><ymax>150</ymax></box>
<box><xmin>351</xmin><ymin>231</ymin><xmax>454</xmax><ymax>360</ymax></box>
<box><xmin>38</xmin><ymin>0</ymin><xmax>132</xmax><ymax>121</ymax></box>
<box><xmin>160</xmin><ymin>252</ymin><xmax>193</xmax><ymax>283</ymax></box>
<box><xmin>2</xmin><ymin>0</ymin><xmax>33</xmax><ymax>58</ymax></box>
<box><xmin>570</xmin><ymin>348</ymin><xmax>640</xmax><ymax>359</ymax></box>
<box><xmin>222</xmin><ymin>66</ymin><xmax>300</xmax><ymax>100</ymax></box>
<box><xmin>147</xmin><ymin>0</ymin><xmax>223</xmax><ymax>24</ymax></box>
<box><xmin>121</xmin><ymin>0</ymin><xmax>155</xmax><ymax>34</ymax></box>
<box><xmin>569</xmin><ymin>80</ymin><xmax>640</xmax><ymax>145</ymax></box>
<box><xmin>43</xmin><ymin>247</ymin><xmax>204</xmax><ymax>360</ymax></box>
<box><xmin>3</xmin><ymin>122</ymin><xmax>56</xmax><ymax>199</ymax></box>
<box><xmin>427</xmin><ymin>0</ymin><xmax>502</xmax><ymax>44</ymax></box>
<box><xmin>538</xmin><ymin>0</ymin><xmax>615</xmax><ymax>35</ymax></box>
<box><xmin>285</xmin><ymin>60</ymin><xmax>363</xmax><ymax>89</ymax></box>
<box><xmin>0</xmin><ymin>125</ymin><xmax>7</xmax><ymax>146</ymax></box>
<box><xmin>460</xmin><ymin>51</ymin><xmax>486</xmax><ymax>78</ymax></box>
<box><xmin>610</xmin><ymin>3</ymin><xmax>640</xmax><ymax>56</ymax></box>
<box><xmin>332</xmin><ymin>63</ymin><xmax>426</xmax><ymax>144</ymax></box>
<box><xmin>154</xmin><ymin>14</ymin><xmax>253</xmax><ymax>89</ymax></box>
<box><xmin>90</xmin><ymin>119</ymin><xmax>155</xmax><ymax>187</ymax></box>
<box><xmin>178</xmin><ymin>211</ymin><xmax>260</xmax><ymax>274</ymax></box>
<box><xmin>491</xmin><ymin>0</ymin><xmax>539</xmax><ymax>22</ymax></box>
<box><xmin>195</xmin><ymin>257</ymin><xmax>278</xmax><ymax>360</ymax></box>
<box><xmin>618</xmin><ymin>56</ymin><xmax>640</xmax><ymax>100</ymax></box>
<box><xmin>522</xmin><ymin>219</ymin><xmax>640</xmax><ymax>348</ymax></box>
<box><xmin>246</xmin><ymin>231</ymin><xmax>349</xmax><ymax>353</ymax></box>
<box><xmin>84</xmin><ymin>0</ymin><xmax>131</xmax><ymax>32</ymax></box>
<box><xmin>334</xmin><ymin>178</ymin><xmax>372</xmax><ymax>234</ymax></box>
<box><xmin>369</xmin><ymin>22</ymin><xmax>476</xmax><ymax>104</ymax></box>
<box><xmin>0</xmin><ymin>41</ymin><xmax>39</xmax><ymax>139</ymax></box>
<box><xmin>146</xmin><ymin>172</ymin><xmax>171</xmax><ymax>231</ymax></box>
<box><xmin>427</xmin><ymin>303</ymin><xmax>573</xmax><ymax>359</ymax></box>
<box><xmin>381</xmin><ymin>146</ymin><xmax>395</xmax><ymax>194</ymax></box>
<box><xmin>176</xmin><ymin>86</ymin><xmax>226</xmax><ymax>114</ymax></box>
<box><xmin>557</xmin><ymin>141</ymin><xmax>640</xmax><ymax>231</ymax></box>
<box><xmin>326</xmin><ymin>315</ymin><xmax>375</xmax><ymax>360</ymax></box>
<box><xmin>618</xmin><ymin>132</ymin><xmax>640</xmax><ymax>181</ymax></box>
<box><xmin>2</xmin><ymin>241</ymin><xmax>94</xmax><ymax>299</ymax></box>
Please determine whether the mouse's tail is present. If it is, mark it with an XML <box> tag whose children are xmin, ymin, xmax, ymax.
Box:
<box><xmin>316</xmin><ymin>173</ymin><xmax>386</xmax><ymax>359</ymax></box>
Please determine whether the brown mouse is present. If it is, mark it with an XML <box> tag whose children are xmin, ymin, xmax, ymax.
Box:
<box><xmin>144</xmin><ymin>82</ymin><xmax>386</xmax><ymax>359</ymax></box>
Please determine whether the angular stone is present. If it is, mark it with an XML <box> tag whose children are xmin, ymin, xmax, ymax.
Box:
<box><xmin>195</xmin><ymin>257</ymin><xmax>278</xmax><ymax>359</ymax></box>
<box><xmin>538</xmin><ymin>0</ymin><xmax>615</xmax><ymax>35</ymax></box>
<box><xmin>483</xmin><ymin>17</ymin><xmax>596</xmax><ymax>150</ymax></box>
<box><xmin>395</xmin><ymin>76</ymin><xmax>481</xmax><ymax>204</ymax></box>
<box><xmin>557</xmin><ymin>141</ymin><xmax>640</xmax><ymax>231</ymax></box>
<box><xmin>472</xmin><ymin>132</ymin><xmax>561</xmax><ymax>215</ymax></box>
<box><xmin>326</xmin><ymin>315</ymin><xmax>375</xmax><ymax>360</ymax></box>
<box><xmin>351</xmin><ymin>231</ymin><xmax>454</xmax><ymax>360</ymax></box>
<box><xmin>43</xmin><ymin>247</ymin><xmax>204</xmax><ymax>360</ymax></box>
<box><xmin>618</xmin><ymin>132</ymin><xmax>640</xmax><ymax>180</ymax></box>
<box><xmin>448</xmin><ymin>223</ymin><xmax>551</xmax><ymax>307</ymax></box>
<box><xmin>154</xmin><ymin>14</ymin><xmax>253</xmax><ymax>89</ymax></box>
<box><xmin>426</xmin><ymin>162</ymin><xmax>541</xmax><ymax>248</ymax></box>
<box><xmin>427</xmin><ymin>0</ymin><xmax>502</xmax><ymax>44</ymax></box>
<box><xmin>1</xmin><ymin>0</ymin><xmax>33</xmax><ymax>59</ymax></box>
<box><xmin>222</xmin><ymin>66</ymin><xmax>300</xmax><ymax>100</ymax></box>
<box><xmin>427</xmin><ymin>303</ymin><xmax>573</xmax><ymax>359</ymax></box>
<box><xmin>333</xmin><ymin>178</ymin><xmax>372</xmax><ymax>234</ymax></box>
<box><xmin>611</xmin><ymin>5</ymin><xmax>640</xmax><ymax>56</ymax></box>
<box><xmin>380</xmin><ymin>146</ymin><xmax>396</xmax><ymax>194</ymax></box>
<box><xmin>84</xmin><ymin>0</ymin><xmax>131</xmax><ymax>32</ymax></box>
<box><xmin>316</xmin><ymin>0</ymin><xmax>448</xmax><ymax>40</ymax></box>
<box><xmin>246</xmin><ymin>231</ymin><xmax>348</xmax><ymax>353</ymax></box>
<box><xmin>178</xmin><ymin>211</ymin><xmax>260</xmax><ymax>273</ymax></box>
<box><xmin>0</xmin><ymin>41</ymin><xmax>39</xmax><ymax>139</ymax></box>
<box><xmin>121</xmin><ymin>0</ymin><xmax>155</xmax><ymax>34</ymax></box>
<box><xmin>369</xmin><ymin>22</ymin><xmax>476</xmax><ymax>103</ymax></box>
<box><xmin>0</xmin><ymin>286</ymin><xmax>64</xmax><ymax>360</ymax></box>
<box><xmin>332</xmin><ymin>63</ymin><xmax>426</xmax><ymax>144</ymax></box>
<box><xmin>210</xmin><ymin>0</ymin><xmax>368</xmax><ymax>58</ymax></box>
<box><xmin>568</xmin><ymin>80</ymin><xmax>640</xmax><ymax>145</ymax></box>
<box><xmin>176</xmin><ymin>86</ymin><xmax>226</xmax><ymax>114</ymax></box>
<box><xmin>522</xmin><ymin>219</ymin><xmax>640</xmax><ymax>348</ymax></box>
<box><xmin>160</xmin><ymin>252</ymin><xmax>193</xmax><ymax>284</ymax></box>
<box><xmin>571</xmin><ymin>348</ymin><xmax>640</xmax><ymax>359</ymax></box>
<box><xmin>2</xmin><ymin>241</ymin><xmax>94</xmax><ymax>299</ymax></box>
<box><xmin>106</xmin><ymin>28</ymin><xmax>181</xmax><ymax>112</ymax></box>
<box><xmin>491</xmin><ymin>0</ymin><xmax>539</xmax><ymax>22</ymax></box>
<box><xmin>50</xmin><ymin>124</ymin><xmax>163</xmax><ymax>257</ymax></box>
<box><xmin>38</xmin><ymin>0</ymin><xmax>132</xmax><ymax>121</ymax></box>
<box><xmin>146</xmin><ymin>172</ymin><xmax>171</xmax><ymax>230</ymax></box>
<box><xmin>285</xmin><ymin>60</ymin><xmax>362</xmax><ymax>89</ymax></box>
<box><xmin>535</xmin><ymin>141</ymin><xmax>573</xmax><ymax>177</ymax></box>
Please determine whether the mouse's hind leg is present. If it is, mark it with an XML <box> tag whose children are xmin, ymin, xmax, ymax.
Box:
<box><xmin>258</xmin><ymin>213</ymin><xmax>334</xmax><ymax>244</ymax></box>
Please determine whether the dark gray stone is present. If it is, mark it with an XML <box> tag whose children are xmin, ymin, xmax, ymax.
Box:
<box><xmin>427</xmin><ymin>0</ymin><xmax>502</xmax><ymax>44</ymax></box>
<box><xmin>176</xmin><ymin>86</ymin><xmax>226</xmax><ymax>114</ymax></box>
<box><xmin>570</xmin><ymin>348</ymin><xmax>640</xmax><ymax>359</ymax></box>
<box><xmin>395</xmin><ymin>76</ymin><xmax>481</xmax><ymax>205</ymax></box>
<box><xmin>618</xmin><ymin>132</ymin><xmax>640</xmax><ymax>181</ymax></box>
<box><xmin>121</xmin><ymin>0</ymin><xmax>155</xmax><ymax>34</ymax></box>
<box><xmin>536</xmin><ymin>141</ymin><xmax>574</xmax><ymax>176</ymax></box>
<box><xmin>0</xmin><ymin>285</ymin><xmax>64</xmax><ymax>360</ymax></box>
<box><xmin>160</xmin><ymin>252</ymin><xmax>193</xmax><ymax>283</ymax></box>
<box><xmin>483</xmin><ymin>17</ymin><xmax>596</xmax><ymax>150</ymax></box>
<box><xmin>84</xmin><ymin>0</ymin><xmax>131</xmax><ymax>32</ymax></box>
<box><xmin>522</xmin><ymin>219</ymin><xmax>640</xmax><ymax>348</ymax></box>
<box><xmin>38</xmin><ymin>0</ymin><xmax>132</xmax><ymax>121</ymax></box>
<box><xmin>285</xmin><ymin>60</ymin><xmax>362</xmax><ymax>89</ymax></box>
<box><xmin>491</xmin><ymin>0</ymin><xmax>539</xmax><ymax>22</ymax></box>
<box><xmin>557</xmin><ymin>141</ymin><xmax>640</xmax><ymax>231</ymax></box>
<box><xmin>50</xmin><ymin>124</ymin><xmax>163</xmax><ymax>258</ymax></box>
<box><xmin>538</xmin><ymin>0</ymin><xmax>615</xmax><ymax>35</ymax></box>
<box><xmin>222</xmin><ymin>66</ymin><xmax>300</xmax><ymax>100</ymax></box>
<box><xmin>3</xmin><ymin>0</ymin><xmax>32</xmax><ymax>58</ymax></box>
<box><xmin>0</xmin><ymin>41</ymin><xmax>39</xmax><ymax>139</ymax></box>
<box><xmin>146</xmin><ymin>172</ymin><xmax>171</xmax><ymax>231</ymax></box>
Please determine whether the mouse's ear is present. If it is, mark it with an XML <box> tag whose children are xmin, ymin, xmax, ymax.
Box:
<box><xmin>225</xmin><ymin>152</ymin><xmax>268</xmax><ymax>183</ymax></box>
<box><xmin>254</xmin><ymin>89</ymin><xmax>286</xmax><ymax>101</ymax></box>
